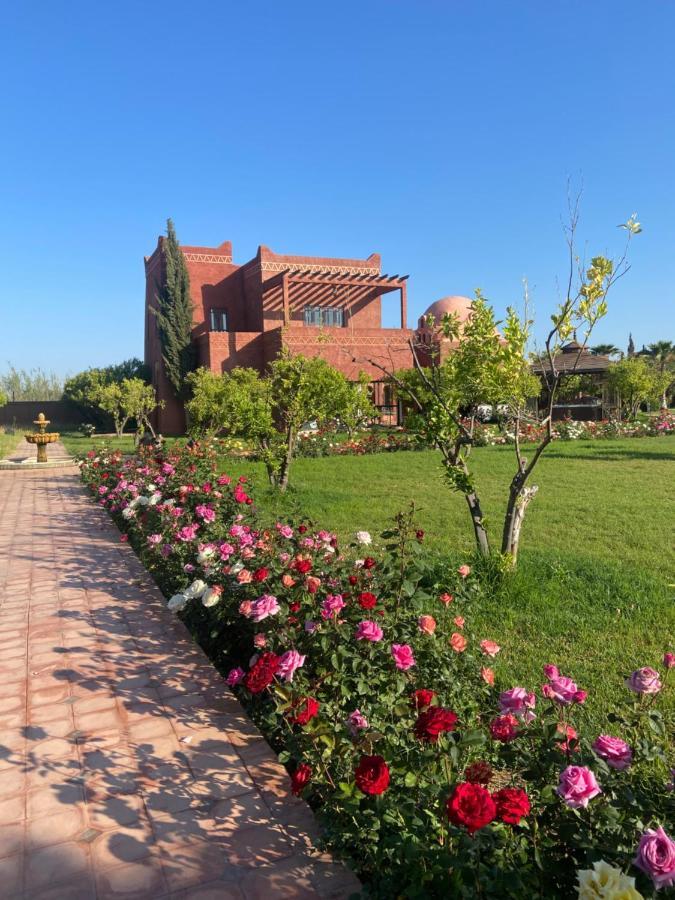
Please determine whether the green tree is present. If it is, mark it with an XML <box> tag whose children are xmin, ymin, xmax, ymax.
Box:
<box><xmin>187</xmin><ymin>353</ymin><xmax>361</xmax><ymax>490</ymax></box>
<box><xmin>641</xmin><ymin>340</ymin><xmax>674</xmax><ymax>407</ymax></box>
<box><xmin>0</xmin><ymin>388</ymin><xmax>7</xmax><ymax>408</ymax></box>
<box><xmin>334</xmin><ymin>371</ymin><xmax>376</xmax><ymax>436</ymax></box>
<box><xmin>151</xmin><ymin>219</ymin><xmax>195</xmax><ymax>398</ymax></box>
<box><xmin>92</xmin><ymin>378</ymin><xmax>162</xmax><ymax>439</ymax></box>
<box><xmin>0</xmin><ymin>365</ymin><xmax>63</xmax><ymax>401</ymax></box>
<box><xmin>589</xmin><ymin>343</ymin><xmax>620</xmax><ymax>357</ymax></box>
<box><xmin>63</xmin><ymin>358</ymin><xmax>148</xmax><ymax>427</ymax></box>
<box><xmin>378</xmin><ymin>211</ymin><xmax>639</xmax><ymax>565</ymax></box>
<box><xmin>608</xmin><ymin>356</ymin><xmax>667</xmax><ymax>418</ymax></box>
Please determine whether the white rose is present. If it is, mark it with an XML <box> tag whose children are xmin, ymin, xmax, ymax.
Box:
<box><xmin>121</xmin><ymin>507</ymin><xmax>135</xmax><ymax>520</ymax></box>
<box><xmin>137</xmin><ymin>496</ymin><xmax>150</xmax><ymax>507</ymax></box>
<box><xmin>202</xmin><ymin>587</ymin><xmax>221</xmax><ymax>608</ymax></box>
<box><xmin>167</xmin><ymin>594</ymin><xmax>188</xmax><ymax>612</ymax></box>
<box><xmin>197</xmin><ymin>547</ymin><xmax>215</xmax><ymax>564</ymax></box>
<box><xmin>148</xmin><ymin>492</ymin><xmax>162</xmax><ymax>506</ymax></box>
<box><xmin>184</xmin><ymin>579</ymin><xmax>207</xmax><ymax>599</ymax></box>
<box><xmin>230</xmin><ymin>561</ymin><xmax>244</xmax><ymax>575</ymax></box>
<box><xmin>355</xmin><ymin>531</ymin><xmax>372</xmax><ymax>545</ymax></box>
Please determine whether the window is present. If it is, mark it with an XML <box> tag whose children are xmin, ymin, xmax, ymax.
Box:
<box><xmin>209</xmin><ymin>308</ymin><xmax>227</xmax><ymax>332</ymax></box>
<box><xmin>303</xmin><ymin>306</ymin><xmax>344</xmax><ymax>327</ymax></box>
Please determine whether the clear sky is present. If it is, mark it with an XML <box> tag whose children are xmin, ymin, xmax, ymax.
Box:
<box><xmin>1</xmin><ymin>1</ymin><xmax>673</xmax><ymax>378</ymax></box>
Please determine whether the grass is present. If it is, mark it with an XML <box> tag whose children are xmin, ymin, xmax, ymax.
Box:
<box><xmin>0</xmin><ymin>430</ymin><xmax>21</xmax><ymax>459</ymax></box>
<box><xmin>64</xmin><ymin>430</ymin><xmax>675</xmax><ymax>719</ymax></box>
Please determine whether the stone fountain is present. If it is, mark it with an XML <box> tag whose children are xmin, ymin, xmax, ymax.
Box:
<box><xmin>25</xmin><ymin>413</ymin><xmax>60</xmax><ymax>463</ymax></box>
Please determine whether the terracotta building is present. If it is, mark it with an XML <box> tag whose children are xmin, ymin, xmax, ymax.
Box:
<box><xmin>144</xmin><ymin>238</ymin><xmax>420</xmax><ymax>433</ymax></box>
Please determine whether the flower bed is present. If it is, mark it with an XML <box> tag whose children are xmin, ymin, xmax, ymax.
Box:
<box><xmin>80</xmin><ymin>443</ymin><xmax>674</xmax><ymax>898</ymax></box>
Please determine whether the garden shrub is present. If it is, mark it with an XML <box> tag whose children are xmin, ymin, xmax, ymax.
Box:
<box><xmin>79</xmin><ymin>443</ymin><xmax>674</xmax><ymax>898</ymax></box>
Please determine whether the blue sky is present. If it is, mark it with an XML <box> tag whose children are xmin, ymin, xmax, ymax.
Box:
<box><xmin>1</xmin><ymin>1</ymin><xmax>673</xmax><ymax>377</ymax></box>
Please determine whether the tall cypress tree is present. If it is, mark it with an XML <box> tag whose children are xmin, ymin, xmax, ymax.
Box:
<box><xmin>152</xmin><ymin>219</ymin><xmax>196</xmax><ymax>397</ymax></box>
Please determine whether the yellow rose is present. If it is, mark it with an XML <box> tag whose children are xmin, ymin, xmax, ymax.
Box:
<box><xmin>577</xmin><ymin>861</ymin><xmax>643</xmax><ymax>900</ymax></box>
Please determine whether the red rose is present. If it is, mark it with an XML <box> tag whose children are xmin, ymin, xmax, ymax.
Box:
<box><xmin>492</xmin><ymin>787</ymin><xmax>530</xmax><ymax>825</ymax></box>
<box><xmin>243</xmin><ymin>652</ymin><xmax>280</xmax><ymax>694</ymax></box>
<box><xmin>298</xmin><ymin>525</ymin><xmax>308</xmax><ymax>534</ymax></box>
<box><xmin>411</xmin><ymin>689</ymin><xmax>437</xmax><ymax>711</ymax></box>
<box><xmin>447</xmin><ymin>783</ymin><xmax>496</xmax><ymax>834</ymax></box>
<box><xmin>290</xmin><ymin>762</ymin><xmax>312</xmax><ymax>795</ymax></box>
<box><xmin>252</xmin><ymin>567</ymin><xmax>269</xmax><ymax>582</ymax></box>
<box><xmin>348</xmin><ymin>575</ymin><xmax>358</xmax><ymax>586</ymax></box>
<box><xmin>287</xmin><ymin>697</ymin><xmax>320</xmax><ymax>726</ymax></box>
<box><xmin>489</xmin><ymin>714</ymin><xmax>519</xmax><ymax>743</ymax></box>
<box><xmin>362</xmin><ymin>557</ymin><xmax>376</xmax><ymax>570</ymax></box>
<box><xmin>289</xmin><ymin>601</ymin><xmax>301</xmax><ymax>613</ymax></box>
<box><xmin>355</xmin><ymin>755</ymin><xmax>390</xmax><ymax>796</ymax></box>
<box><xmin>464</xmin><ymin>761</ymin><xmax>493</xmax><ymax>785</ymax></box>
<box><xmin>294</xmin><ymin>559</ymin><xmax>312</xmax><ymax>574</ymax></box>
<box><xmin>416</xmin><ymin>529</ymin><xmax>425</xmax><ymax>541</ymax></box>
<box><xmin>358</xmin><ymin>591</ymin><xmax>377</xmax><ymax>610</ymax></box>
<box><xmin>414</xmin><ymin>707</ymin><xmax>458</xmax><ymax>742</ymax></box>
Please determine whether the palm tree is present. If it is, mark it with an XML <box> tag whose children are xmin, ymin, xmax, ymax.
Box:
<box><xmin>642</xmin><ymin>341</ymin><xmax>675</xmax><ymax>407</ymax></box>
<box><xmin>590</xmin><ymin>343</ymin><xmax>621</xmax><ymax>357</ymax></box>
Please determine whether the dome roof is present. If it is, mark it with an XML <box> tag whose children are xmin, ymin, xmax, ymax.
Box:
<box><xmin>418</xmin><ymin>295</ymin><xmax>473</xmax><ymax>329</ymax></box>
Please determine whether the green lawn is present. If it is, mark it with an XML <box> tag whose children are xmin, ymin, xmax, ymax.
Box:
<box><xmin>0</xmin><ymin>430</ymin><xmax>21</xmax><ymax>459</ymax></box>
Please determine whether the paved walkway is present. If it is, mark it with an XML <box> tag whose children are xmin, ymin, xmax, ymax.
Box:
<box><xmin>0</xmin><ymin>463</ymin><xmax>360</xmax><ymax>899</ymax></box>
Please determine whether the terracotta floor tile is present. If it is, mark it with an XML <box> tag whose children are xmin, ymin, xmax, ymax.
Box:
<box><xmin>95</xmin><ymin>856</ymin><xmax>168</xmax><ymax>900</ymax></box>
<box><xmin>27</xmin><ymin>804</ymin><xmax>86</xmax><ymax>849</ymax></box>
<box><xmin>90</xmin><ymin>823</ymin><xmax>156</xmax><ymax>871</ymax></box>
<box><xmin>0</xmin><ymin>851</ymin><xmax>23</xmax><ymax>897</ymax></box>
<box><xmin>25</xmin><ymin>841</ymin><xmax>91</xmax><ymax>892</ymax></box>
<box><xmin>0</xmin><ymin>793</ymin><xmax>25</xmax><ymax>825</ymax></box>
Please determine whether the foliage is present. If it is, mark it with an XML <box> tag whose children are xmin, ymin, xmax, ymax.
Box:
<box><xmin>79</xmin><ymin>444</ymin><xmax>674</xmax><ymax>899</ymax></box>
<box><xmin>0</xmin><ymin>387</ymin><xmax>7</xmax><ymax>408</ymax></box>
<box><xmin>556</xmin><ymin>373</ymin><xmax>597</xmax><ymax>400</ymax></box>
<box><xmin>187</xmin><ymin>353</ymin><xmax>370</xmax><ymax>490</ymax></box>
<box><xmin>151</xmin><ymin>219</ymin><xmax>196</xmax><ymax>398</ymax></box>
<box><xmin>639</xmin><ymin>341</ymin><xmax>675</xmax><ymax>407</ymax></box>
<box><xmin>590</xmin><ymin>344</ymin><xmax>621</xmax><ymax>357</ymax></box>
<box><xmin>63</xmin><ymin>358</ymin><xmax>149</xmax><ymax>427</ymax></box>
<box><xmin>608</xmin><ymin>357</ymin><xmax>669</xmax><ymax>419</ymax></box>
<box><xmin>0</xmin><ymin>364</ymin><xmax>63</xmax><ymax>401</ymax></box>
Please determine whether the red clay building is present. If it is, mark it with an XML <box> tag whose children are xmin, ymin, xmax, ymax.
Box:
<box><xmin>144</xmin><ymin>238</ymin><xmax>418</xmax><ymax>433</ymax></box>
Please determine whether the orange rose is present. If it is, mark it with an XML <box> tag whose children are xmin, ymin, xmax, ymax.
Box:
<box><xmin>450</xmin><ymin>632</ymin><xmax>467</xmax><ymax>653</ymax></box>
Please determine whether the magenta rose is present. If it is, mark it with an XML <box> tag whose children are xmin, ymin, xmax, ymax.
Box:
<box><xmin>556</xmin><ymin>765</ymin><xmax>601</xmax><ymax>809</ymax></box>
<box><xmin>592</xmin><ymin>734</ymin><xmax>633</xmax><ymax>771</ymax></box>
<box><xmin>391</xmin><ymin>643</ymin><xmax>416</xmax><ymax>671</ymax></box>
<box><xmin>663</xmin><ymin>652</ymin><xmax>674</xmax><ymax>669</ymax></box>
<box><xmin>276</xmin><ymin>649</ymin><xmax>306</xmax><ymax>683</ymax></box>
<box><xmin>499</xmin><ymin>687</ymin><xmax>536</xmax><ymax>722</ymax></box>
<box><xmin>633</xmin><ymin>825</ymin><xmax>675</xmax><ymax>890</ymax></box>
<box><xmin>544</xmin><ymin>674</ymin><xmax>579</xmax><ymax>705</ymax></box>
<box><xmin>626</xmin><ymin>666</ymin><xmax>662</xmax><ymax>695</ymax></box>
<box><xmin>355</xmin><ymin>620</ymin><xmax>383</xmax><ymax>642</ymax></box>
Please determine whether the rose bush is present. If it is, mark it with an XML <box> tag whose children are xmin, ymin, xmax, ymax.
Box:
<box><xmin>79</xmin><ymin>442</ymin><xmax>674</xmax><ymax>898</ymax></box>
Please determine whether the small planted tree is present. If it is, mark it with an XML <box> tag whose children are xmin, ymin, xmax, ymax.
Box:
<box><xmin>608</xmin><ymin>356</ymin><xmax>668</xmax><ymax>419</ymax></box>
<box><xmin>93</xmin><ymin>378</ymin><xmax>162</xmax><ymax>439</ymax></box>
<box><xmin>187</xmin><ymin>353</ymin><xmax>365</xmax><ymax>490</ymax></box>
<box><xmin>151</xmin><ymin>219</ymin><xmax>196</xmax><ymax>398</ymax></box>
<box><xmin>372</xmin><ymin>209</ymin><xmax>640</xmax><ymax>565</ymax></box>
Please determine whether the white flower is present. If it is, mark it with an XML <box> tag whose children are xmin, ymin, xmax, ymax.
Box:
<box><xmin>184</xmin><ymin>579</ymin><xmax>207</xmax><ymax>599</ymax></box>
<box><xmin>577</xmin><ymin>860</ymin><xmax>643</xmax><ymax>899</ymax></box>
<box><xmin>197</xmin><ymin>547</ymin><xmax>215</xmax><ymax>564</ymax></box>
<box><xmin>147</xmin><ymin>483</ymin><xmax>157</xmax><ymax>492</ymax></box>
<box><xmin>148</xmin><ymin>492</ymin><xmax>162</xmax><ymax>506</ymax></box>
<box><xmin>121</xmin><ymin>507</ymin><xmax>135</xmax><ymax>520</ymax></box>
<box><xmin>230</xmin><ymin>561</ymin><xmax>244</xmax><ymax>575</ymax></box>
<box><xmin>355</xmin><ymin>531</ymin><xmax>372</xmax><ymax>545</ymax></box>
<box><xmin>136</xmin><ymin>495</ymin><xmax>150</xmax><ymax>507</ymax></box>
<box><xmin>167</xmin><ymin>593</ymin><xmax>188</xmax><ymax>612</ymax></box>
<box><xmin>202</xmin><ymin>587</ymin><xmax>222</xmax><ymax>608</ymax></box>
<box><xmin>354</xmin><ymin>559</ymin><xmax>365</xmax><ymax>569</ymax></box>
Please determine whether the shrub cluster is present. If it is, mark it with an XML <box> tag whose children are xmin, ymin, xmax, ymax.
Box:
<box><xmin>79</xmin><ymin>443</ymin><xmax>674</xmax><ymax>898</ymax></box>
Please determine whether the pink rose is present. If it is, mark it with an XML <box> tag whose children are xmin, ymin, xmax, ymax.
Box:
<box><xmin>453</xmin><ymin>616</ymin><xmax>465</xmax><ymax>629</ymax></box>
<box><xmin>147</xmin><ymin>534</ymin><xmax>162</xmax><ymax>546</ymax></box>
<box><xmin>253</xmin><ymin>634</ymin><xmax>267</xmax><ymax>649</ymax></box>
<box><xmin>239</xmin><ymin>600</ymin><xmax>253</xmax><ymax>618</ymax></box>
<box><xmin>195</xmin><ymin>504</ymin><xmax>215</xmax><ymax>523</ymax></box>
<box><xmin>458</xmin><ymin>565</ymin><xmax>471</xmax><ymax>578</ymax></box>
<box><xmin>277</xmin><ymin>649</ymin><xmax>306</xmax><ymax>683</ymax></box>
<box><xmin>226</xmin><ymin>667</ymin><xmax>245</xmax><ymax>686</ymax></box>
<box><xmin>633</xmin><ymin>825</ymin><xmax>675</xmax><ymax>890</ymax></box>
<box><xmin>355</xmin><ymin>621</ymin><xmax>383</xmax><ymax>642</ymax></box>
<box><xmin>592</xmin><ymin>735</ymin><xmax>633</xmax><ymax>771</ymax></box>
<box><xmin>545</xmin><ymin>674</ymin><xmax>580</xmax><ymax>706</ymax></box>
<box><xmin>439</xmin><ymin>592</ymin><xmax>454</xmax><ymax>605</ymax></box>
<box><xmin>499</xmin><ymin>687</ymin><xmax>536</xmax><ymax>722</ymax></box>
<box><xmin>391</xmin><ymin>643</ymin><xmax>415</xmax><ymax>671</ymax></box>
<box><xmin>556</xmin><ymin>765</ymin><xmax>601</xmax><ymax>809</ymax></box>
<box><xmin>237</xmin><ymin>569</ymin><xmax>253</xmax><ymax>584</ymax></box>
<box><xmin>450</xmin><ymin>632</ymin><xmax>467</xmax><ymax>653</ymax></box>
<box><xmin>321</xmin><ymin>594</ymin><xmax>346</xmax><ymax>620</ymax></box>
<box><xmin>418</xmin><ymin>615</ymin><xmax>436</xmax><ymax>635</ymax></box>
<box><xmin>626</xmin><ymin>666</ymin><xmax>662</xmax><ymax>695</ymax></box>
<box><xmin>543</xmin><ymin>664</ymin><xmax>559</xmax><ymax>679</ymax></box>
<box><xmin>480</xmin><ymin>640</ymin><xmax>501</xmax><ymax>658</ymax></box>
<box><xmin>281</xmin><ymin>573</ymin><xmax>296</xmax><ymax>588</ymax></box>
<box><xmin>664</xmin><ymin>652</ymin><xmax>674</xmax><ymax>669</ymax></box>
<box><xmin>346</xmin><ymin>709</ymin><xmax>369</xmax><ymax>735</ymax></box>
<box><xmin>250</xmin><ymin>594</ymin><xmax>280</xmax><ymax>623</ymax></box>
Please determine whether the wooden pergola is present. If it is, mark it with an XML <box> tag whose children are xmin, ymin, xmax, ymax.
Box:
<box><xmin>261</xmin><ymin>268</ymin><xmax>409</xmax><ymax>328</ymax></box>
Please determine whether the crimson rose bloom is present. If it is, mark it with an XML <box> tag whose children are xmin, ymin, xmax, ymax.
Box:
<box><xmin>447</xmin><ymin>783</ymin><xmax>496</xmax><ymax>834</ymax></box>
<box><xmin>243</xmin><ymin>652</ymin><xmax>280</xmax><ymax>694</ymax></box>
<box><xmin>493</xmin><ymin>787</ymin><xmax>531</xmax><ymax>825</ymax></box>
<box><xmin>465</xmin><ymin>761</ymin><xmax>493</xmax><ymax>785</ymax></box>
<box><xmin>252</xmin><ymin>567</ymin><xmax>269</xmax><ymax>582</ymax></box>
<box><xmin>348</xmin><ymin>575</ymin><xmax>358</xmax><ymax>586</ymax></box>
<box><xmin>287</xmin><ymin>697</ymin><xmax>320</xmax><ymax>726</ymax></box>
<box><xmin>294</xmin><ymin>559</ymin><xmax>312</xmax><ymax>574</ymax></box>
<box><xmin>411</xmin><ymin>688</ymin><xmax>437</xmax><ymax>711</ymax></box>
<box><xmin>362</xmin><ymin>557</ymin><xmax>376</xmax><ymax>569</ymax></box>
<box><xmin>358</xmin><ymin>591</ymin><xmax>377</xmax><ymax>609</ymax></box>
<box><xmin>489</xmin><ymin>714</ymin><xmax>519</xmax><ymax>743</ymax></box>
<box><xmin>355</xmin><ymin>755</ymin><xmax>390</xmax><ymax>795</ymax></box>
<box><xmin>414</xmin><ymin>707</ymin><xmax>458</xmax><ymax>742</ymax></box>
<box><xmin>290</xmin><ymin>763</ymin><xmax>312</xmax><ymax>795</ymax></box>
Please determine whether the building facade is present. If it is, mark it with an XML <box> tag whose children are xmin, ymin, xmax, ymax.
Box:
<box><xmin>144</xmin><ymin>238</ymin><xmax>419</xmax><ymax>433</ymax></box>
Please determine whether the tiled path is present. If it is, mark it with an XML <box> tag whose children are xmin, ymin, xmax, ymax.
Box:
<box><xmin>0</xmin><ymin>463</ymin><xmax>361</xmax><ymax>899</ymax></box>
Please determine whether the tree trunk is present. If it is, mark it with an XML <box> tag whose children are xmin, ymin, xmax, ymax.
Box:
<box><xmin>501</xmin><ymin>484</ymin><xmax>539</xmax><ymax>563</ymax></box>
<box><xmin>277</xmin><ymin>426</ymin><xmax>296</xmax><ymax>492</ymax></box>
<box><xmin>464</xmin><ymin>491</ymin><xmax>490</xmax><ymax>556</ymax></box>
